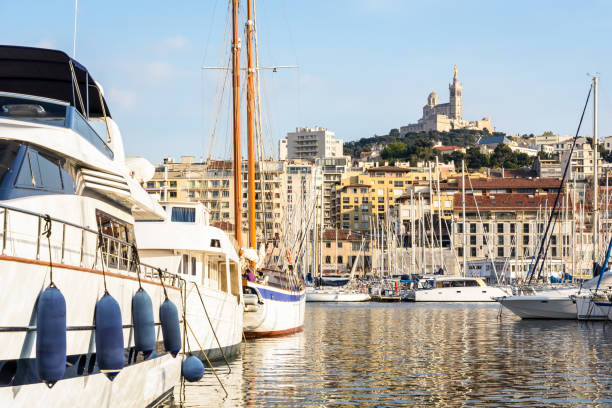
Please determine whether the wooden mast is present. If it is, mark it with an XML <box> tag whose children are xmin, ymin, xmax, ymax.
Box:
<box><xmin>246</xmin><ymin>0</ymin><xmax>257</xmax><ymax>250</ymax></box>
<box><xmin>231</xmin><ymin>0</ymin><xmax>242</xmax><ymax>247</ymax></box>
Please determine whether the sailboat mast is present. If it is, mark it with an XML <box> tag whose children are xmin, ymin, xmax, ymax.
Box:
<box><xmin>428</xmin><ymin>163</ymin><xmax>435</xmax><ymax>273</ymax></box>
<box><xmin>436</xmin><ymin>157</ymin><xmax>443</xmax><ymax>271</ymax></box>
<box><xmin>593</xmin><ymin>75</ymin><xmax>599</xmax><ymax>263</ymax></box>
<box><xmin>246</xmin><ymin>0</ymin><xmax>256</xmax><ymax>250</ymax></box>
<box><xmin>410</xmin><ymin>189</ymin><xmax>415</xmax><ymax>276</ymax></box>
<box><xmin>462</xmin><ymin>160</ymin><xmax>467</xmax><ymax>277</ymax></box>
<box><xmin>231</xmin><ymin>0</ymin><xmax>242</xmax><ymax>247</ymax></box>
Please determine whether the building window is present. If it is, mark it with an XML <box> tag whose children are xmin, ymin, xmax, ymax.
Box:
<box><xmin>337</xmin><ymin>256</ymin><xmax>343</xmax><ymax>264</ymax></box>
<box><xmin>497</xmin><ymin>223</ymin><xmax>504</xmax><ymax>233</ymax></box>
<box><xmin>191</xmin><ymin>257</ymin><xmax>196</xmax><ymax>276</ymax></box>
<box><xmin>470</xmin><ymin>247</ymin><xmax>476</xmax><ymax>257</ymax></box>
<box><xmin>523</xmin><ymin>235</ymin><xmax>529</xmax><ymax>245</ymax></box>
<box><xmin>326</xmin><ymin>242</ymin><xmax>331</xmax><ymax>248</ymax></box>
<box><xmin>169</xmin><ymin>191</ymin><xmax>177</xmax><ymax>198</ymax></box>
<box><xmin>338</xmin><ymin>242</ymin><xmax>343</xmax><ymax>248</ymax></box>
<box><xmin>458</xmin><ymin>247</ymin><xmax>463</xmax><ymax>257</ymax></box>
<box><xmin>523</xmin><ymin>224</ymin><xmax>529</xmax><ymax>233</ymax></box>
<box><xmin>498</xmin><ymin>247</ymin><xmax>504</xmax><ymax>257</ymax></box>
<box><xmin>483</xmin><ymin>223</ymin><xmax>489</xmax><ymax>233</ymax></box>
<box><xmin>470</xmin><ymin>223</ymin><xmax>476</xmax><ymax>233</ymax></box>
<box><xmin>498</xmin><ymin>235</ymin><xmax>504</xmax><ymax>245</ymax></box>
<box><xmin>325</xmin><ymin>256</ymin><xmax>331</xmax><ymax>263</ymax></box>
<box><xmin>470</xmin><ymin>236</ymin><xmax>476</xmax><ymax>245</ymax></box>
<box><xmin>458</xmin><ymin>224</ymin><xmax>463</xmax><ymax>234</ymax></box>
<box><xmin>510</xmin><ymin>223</ymin><xmax>515</xmax><ymax>233</ymax></box>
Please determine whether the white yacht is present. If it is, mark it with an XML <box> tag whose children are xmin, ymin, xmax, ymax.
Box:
<box><xmin>134</xmin><ymin>201</ymin><xmax>243</xmax><ymax>360</ymax></box>
<box><xmin>413</xmin><ymin>276</ymin><xmax>510</xmax><ymax>302</ymax></box>
<box><xmin>496</xmin><ymin>273</ymin><xmax>612</xmax><ymax>319</ymax></box>
<box><xmin>496</xmin><ymin>287</ymin><xmax>578</xmax><ymax>319</ymax></box>
<box><xmin>0</xmin><ymin>46</ymin><xmax>181</xmax><ymax>406</ymax></box>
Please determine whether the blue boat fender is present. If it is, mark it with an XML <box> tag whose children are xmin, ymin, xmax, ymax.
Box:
<box><xmin>95</xmin><ymin>293</ymin><xmax>124</xmax><ymax>380</ymax></box>
<box><xmin>182</xmin><ymin>355</ymin><xmax>205</xmax><ymax>382</ymax></box>
<box><xmin>132</xmin><ymin>288</ymin><xmax>155</xmax><ymax>356</ymax></box>
<box><xmin>160</xmin><ymin>298</ymin><xmax>181</xmax><ymax>357</ymax></box>
<box><xmin>36</xmin><ymin>285</ymin><xmax>67</xmax><ymax>387</ymax></box>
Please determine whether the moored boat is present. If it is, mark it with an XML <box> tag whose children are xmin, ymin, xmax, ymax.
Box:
<box><xmin>0</xmin><ymin>45</ymin><xmax>182</xmax><ymax>407</ymax></box>
<box><xmin>412</xmin><ymin>276</ymin><xmax>509</xmax><ymax>302</ymax></box>
<box><xmin>134</xmin><ymin>201</ymin><xmax>243</xmax><ymax>360</ymax></box>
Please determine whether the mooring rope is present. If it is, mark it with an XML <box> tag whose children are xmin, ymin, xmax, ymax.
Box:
<box><xmin>185</xmin><ymin>319</ymin><xmax>228</xmax><ymax>398</ymax></box>
<box><xmin>192</xmin><ymin>281</ymin><xmax>232</xmax><ymax>373</ymax></box>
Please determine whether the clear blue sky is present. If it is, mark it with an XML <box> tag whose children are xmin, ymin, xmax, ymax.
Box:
<box><xmin>1</xmin><ymin>1</ymin><xmax>611</xmax><ymax>163</ymax></box>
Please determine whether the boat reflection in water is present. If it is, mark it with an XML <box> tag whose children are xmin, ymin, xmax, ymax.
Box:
<box><xmin>168</xmin><ymin>303</ymin><xmax>612</xmax><ymax>406</ymax></box>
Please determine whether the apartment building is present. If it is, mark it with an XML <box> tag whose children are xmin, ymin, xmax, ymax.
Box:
<box><xmin>281</xmin><ymin>127</ymin><xmax>343</xmax><ymax>160</ymax></box>
<box><xmin>240</xmin><ymin>160</ymin><xmax>287</xmax><ymax>246</ymax></box>
<box><xmin>144</xmin><ymin>157</ymin><xmax>235</xmax><ymax>230</ymax></box>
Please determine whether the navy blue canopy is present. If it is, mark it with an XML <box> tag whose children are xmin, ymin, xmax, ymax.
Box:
<box><xmin>0</xmin><ymin>45</ymin><xmax>111</xmax><ymax>118</ymax></box>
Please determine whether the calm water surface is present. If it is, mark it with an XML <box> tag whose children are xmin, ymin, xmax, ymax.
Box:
<box><xmin>171</xmin><ymin>303</ymin><xmax>612</xmax><ymax>407</ymax></box>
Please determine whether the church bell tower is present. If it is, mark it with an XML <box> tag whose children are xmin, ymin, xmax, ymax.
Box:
<box><xmin>449</xmin><ymin>65</ymin><xmax>462</xmax><ymax>120</ymax></box>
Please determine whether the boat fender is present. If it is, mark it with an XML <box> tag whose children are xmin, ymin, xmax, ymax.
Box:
<box><xmin>132</xmin><ymin>288</ymin><xmax>155</xmax><ymax>356</ymax></box>
<box><xmin>36</xmin><ymin>286</ymin><xmax>66</xmax><ymax>387</ymax></box>
<box><xmin>95</xmin><ymin>294</ymin><xmax>125</xmax><ymax>380</ymax></box>
<box><xmin>160</xmin><ymin>298</ymin><xmax>181</xmax><ymax>357</ymax></box>
<box><xmin>181</xmin><ymin>355</ymin><xmax>205</xmax><ymax>382</ymax></box>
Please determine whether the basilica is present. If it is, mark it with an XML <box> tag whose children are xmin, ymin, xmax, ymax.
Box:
<box><xmin>400</xmin><ymin>66</ymin><xmax>493</xmax><ymax>135</ymax></box>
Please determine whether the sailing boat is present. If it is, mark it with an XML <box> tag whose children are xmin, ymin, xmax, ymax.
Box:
<box><xmin>497</xmin><ymin>77</ymin><xmax>604</xmax><ymax>319</ymax></box>
<box><xmin>236</xmin><ymin>0</ymin><xmax>305</xmax><ymax>337</ymax></box>
<box><xmin>306</xmin><ymin>238</ymin><xmax>370</xmax><ymax>302</ymax></box>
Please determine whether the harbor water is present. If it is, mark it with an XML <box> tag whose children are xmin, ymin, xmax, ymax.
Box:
<box><xmin>170</xmin><ymin>303</ymin><xmax>612</xmax><ymax>407</ymax></box>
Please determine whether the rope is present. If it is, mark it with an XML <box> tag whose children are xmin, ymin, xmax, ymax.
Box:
<box><xmin>96</xmin><ymin>231</ymin><xmax>109</xmax><ymax>294</ymax></box>
<box><xmin>185</xmin><ymin>319</ymin><xmax>228</xmax><ymax>398</ymax></box>
<box><xmin>192</xmin><ymin>282</ymin><xmax>232</xmax><ymax>373</ymax></box>
<box><xmin>42</xmin><ymin>214</ymin><xmax>54</xmax><ymax>286</ymax></box>
<box><xmin>130</xmin><ymin>243</ymin><xmax>143</xmax><ymax>290</ymax></box>
<box><xmin>156</xmin><ymin>268</ymin><xmax>169</xmax><ymax>299</ymax></box>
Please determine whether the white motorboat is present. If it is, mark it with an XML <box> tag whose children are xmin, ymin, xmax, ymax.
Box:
<box><xmin>0</xmin><ymin>45</ymin><xmax>181</xmax><ymax>406</ymax></box>
<box><xmin>496</xmin><ymin>288</ymin><xmax>578</xmax><ymax>319</ymax></box>
<box><xmin>496</xmin><ymin>273</ymin><xmax>612</xmax><ymax>319</ymax></box>
<box><xmin>413</xmin><ymin>276</ymin><xmax>510</xmax><ymax>302</ymax></box>
<box><xmin>134</xmin><ymin>201</ymin><xmax>243</xmax><ymax>360</ymax></box>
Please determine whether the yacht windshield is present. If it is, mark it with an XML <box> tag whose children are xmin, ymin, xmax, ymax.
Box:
<box><xmin>0</xmin><ymin>94</ymin><xmax>67</xmax><ymax>126</ymax></box>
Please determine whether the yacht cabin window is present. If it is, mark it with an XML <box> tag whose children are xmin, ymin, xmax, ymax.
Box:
<box><xmin>171</xmin><ymin>206</ymin><xmax>195</xmax><ymax>222</ymax></box>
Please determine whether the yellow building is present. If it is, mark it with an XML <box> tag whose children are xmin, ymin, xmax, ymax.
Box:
<box><xmin>332</xmin><ymin>165</ymin><xmax>455</xmax><ymax>233</ymax></box>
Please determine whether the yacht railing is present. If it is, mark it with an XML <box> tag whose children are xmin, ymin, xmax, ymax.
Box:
<box><xmin>0</xmin><ymin>91</ymin><xmax>114</xmax><ymax>160</ymax></box>
<box><xmin>0</xmin><ymin>202</ymin><xmax>179</xmax><ymax>287</ymax></box>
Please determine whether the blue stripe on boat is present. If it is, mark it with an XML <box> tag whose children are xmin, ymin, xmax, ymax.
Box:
<box><xmin>255</xmin><ymin>286</ymin><xmax>305</xmax><ymax>302</ymax></box>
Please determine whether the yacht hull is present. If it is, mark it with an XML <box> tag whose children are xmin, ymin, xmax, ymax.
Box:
<box><xmin>575</xmin><ymin>295</ymin><xmax>610</xmax><ymax>320</ymax></box>
<box><xmin>414</xmin><ymin>286</ymin><xmax>509</xmax><ymax>302</ymax></box>
<box><xmin>183</xmin><ymin>284</ymin><xmax>243</xmax><ymax>361</ymax></box>
<box><xmin>0</xmin><ymin>257</ymin><xmax>182</xmax><ymax>407</ymax></box>
<box><xmin>497</xmin><ymin>295</ymin><xmax>577</xmax><ymax>319</ymax></box>
<box><xmin>243</xmin><ymin>282</ymin><xmax>305</xmax><ymax>338</ymax></box>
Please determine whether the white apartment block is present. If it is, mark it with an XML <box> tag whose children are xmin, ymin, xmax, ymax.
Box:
<box><xmin>281</xmin><ymin>127</ymin><xmax>343</xmax><ymax>160</ymax></box>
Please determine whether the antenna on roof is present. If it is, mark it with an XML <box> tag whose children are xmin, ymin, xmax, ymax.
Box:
<box><xmin>72</xmin><ymin>0</ymin><xmax>78</xmax><ymax>58</ymax></box>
